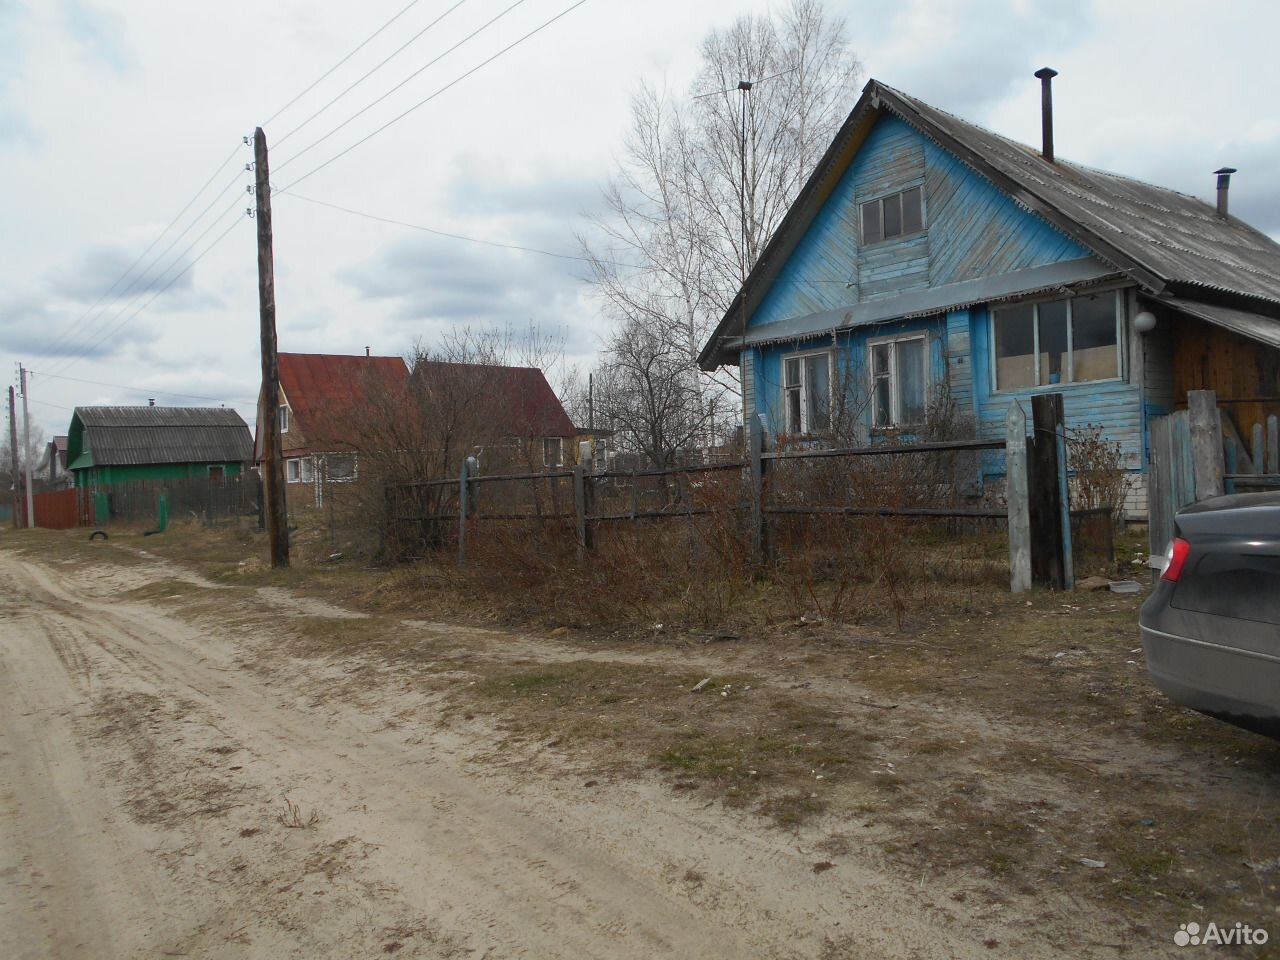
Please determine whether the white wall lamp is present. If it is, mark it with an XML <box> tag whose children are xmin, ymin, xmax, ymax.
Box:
<box><xmin>1133</xmin><ymin>310</ymin><xmax>1157</xmax><ymax>334</ymax></box>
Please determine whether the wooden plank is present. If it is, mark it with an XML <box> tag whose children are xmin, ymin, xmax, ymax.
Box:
<box><xmin>1005</xmin><ymin>401</ymin><xmax>1032</xmax><ymax>593</ymax></box>
<box><xmin>1188</xmin><ymin>390</ymin><xmax>1225</xmax><ymax>500</ymax></box>
<box><xmin>1029</xmin><ymin>393</ymin><xmax>1066</xmax><ymax>589</ymax></box>
<box><xmin>1252</xmin><ymin>423</ymin><xmax>1265</xmax><ymax>475</ymax></box>
<box><xmin>763</xmin><ymin>505</ymin><xmax>1008</xmax><ymax>518</ymax></box>
<box><xmin>762</xmin><ymin>438</ymin><xmax>1005</xmax><ymax>461</ymax></box>
<box><xmin>1148</xmin><ymin>415</ymin><xmax>1171</xmax><ymax>558</ymax></box>
<box><xmin>1269</xmin><ymin>415</ymin><xmax>1279</xmax><ymax>475</ymax></box>
<box><xmin>749</xmin><ymin>415</ymin><xmax>765</xmax><ymax>564</ymax></box>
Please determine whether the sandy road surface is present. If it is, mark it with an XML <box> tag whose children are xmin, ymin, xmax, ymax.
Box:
<box><xmin>0</xmin><ymin>551</ymin><xmax>1016</xmax><ymax>959</ymax></box>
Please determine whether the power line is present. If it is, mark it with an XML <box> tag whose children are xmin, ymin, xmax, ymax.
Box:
<box><xmin>274</xmin><ymin>0</ymin><xmax>531</xmax><ymax>176</ymax></box>
<box><xmin>280</xmin><ymin>190</ymin><xmax>646</xmax><ymax>268</ymax></box>
<box><xmin>28</xmin><ymin>370</ymin><xmax>255</xmax><ymax>406</ymax></box>
<box><xmin>53</xmin><ymin>212</ymin><xmax>246</xmax><ymax>375</ymax></box>
<box><xmin>275</xmin><ymin>0</ymin><xmax>589</xmax><ymax>193</ymax></box>
<box><xmin>274</xmin><ymin>0</ymin><xmax>472</xmax><ymax>148</ymax></box>
<box><xmin>46</xmin><ymin>143</ymin><xmax>244</xmax><ymax>358</ymax></box>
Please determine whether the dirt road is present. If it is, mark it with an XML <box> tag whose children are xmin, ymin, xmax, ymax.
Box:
<box><xmin>1</xmin><ymin>549</ymin><xmax>1026</xmax><ymax>960</ymax></box>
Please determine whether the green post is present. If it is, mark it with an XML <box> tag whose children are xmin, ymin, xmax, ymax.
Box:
<box><xmin>158</xmin><ymin>494</ymin><xmax>169</xmax><ymax>532</ymax></box>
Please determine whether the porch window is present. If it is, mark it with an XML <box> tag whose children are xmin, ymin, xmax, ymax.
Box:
<box><xmin>870</xmin><ymin>335</ymin><xmax>928</xmax><ymax>429</ymax></box>
<box><xmin>326</xmin><ymin>454</ymin><xmax>356</xmax><ymax>482</ymax></box>
<box><xmin>783</xmin><ymin>351</ymin><xmax>832</xmax><ymax>435</ymax></box>
<box><xmin>543</xmin><ymin>437</ymin><xmax>564</xmax><ymax>469</ymax></box>
<box><xmin>993</xmin><ymin>291</ymin><xmax>1122</xmax><ymax>391</ymax></box>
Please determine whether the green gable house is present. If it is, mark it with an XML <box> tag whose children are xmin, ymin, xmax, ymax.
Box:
<box><xmin>67</xmin><ymin>406</ymin><xmax>254</xmax><ymax>488</ymax></box>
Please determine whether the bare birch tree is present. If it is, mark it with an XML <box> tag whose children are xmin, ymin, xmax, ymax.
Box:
<box><xmin>583</xmin><ymin>0</ymin><xmax>861</xmax><ymax>452</ymax></box>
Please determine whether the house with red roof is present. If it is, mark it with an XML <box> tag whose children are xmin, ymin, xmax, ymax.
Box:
<box><xmin>255</xmin><ymin>352</ymin><xmax>578</xmax><ymax>504</ymax></box>
<box><xmin>255</xmin><ymin>352</ymin><xmax>410</xmax><ymax>494</ymax></box>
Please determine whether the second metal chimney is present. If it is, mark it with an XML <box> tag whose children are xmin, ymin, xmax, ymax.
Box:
<box><xmin>1034</xmin><ymin>67</ymin><xmax>1058</xmax><ymax>163</ymax></box>
<box><xmin>1215</xmin><ymin>167</ymin><xmax>1237</xmax><ymax>218</ymax></box>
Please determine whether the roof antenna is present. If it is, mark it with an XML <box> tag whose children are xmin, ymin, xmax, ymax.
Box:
<box><xmin>1034</xmin><ymin>67</ymin><xmax>1058</xmax><ymax>163</ymax></box>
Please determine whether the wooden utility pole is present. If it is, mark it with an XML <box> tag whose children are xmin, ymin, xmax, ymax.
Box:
<box><xmin>7</xmin><ymin>385</ymin><xmax>19</xmax><ymax>529</ymax></box>
<box><xmin>254</xmin><ymin>128</ymin><xmax>289</xmax><ymax>567</ymax></box>
<box><xmin>18</xmin><ymin>365</ymin><xmax>34</xmax><ymax>530</ymax></box>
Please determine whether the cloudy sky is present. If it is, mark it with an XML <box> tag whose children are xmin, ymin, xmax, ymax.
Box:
<box><xmin>4</xmin><ymin>0</ymin><xmax>1280</xmax><ymax>439</ymax></box>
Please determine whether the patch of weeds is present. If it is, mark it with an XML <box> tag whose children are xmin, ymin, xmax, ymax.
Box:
<box><xmin>758</xmin><ymin>790</ymin><xmax>828</xmax><ymax>828</ymax></box>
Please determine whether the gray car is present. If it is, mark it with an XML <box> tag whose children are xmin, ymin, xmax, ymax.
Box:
<box><xmin>1140</xmin><ymin>490</ymin><xmax>1280</xmax><ymax>737</ymax></box>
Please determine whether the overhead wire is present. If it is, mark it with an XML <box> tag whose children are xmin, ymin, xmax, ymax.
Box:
<box><xmin>273</xmin><ymin>0</ymin><xmax>472</xmax><ymax>148</ymax></box>
<box><xmin>43</xmin><ymin>142</ymin><xmax>244</xmax><ymax>359</ymax></box>
<box><xmin>275</xmin><ymin>0</ymin><xmax>590</xmax><ymax>193</ymax></box>
<box><xmin>29</xmin><ymin>370</ymin><xmax>255</xmax><ymax>406</ymax></box>
<box><xmin>53</xmin><ymin>209</ymin><xmax>246</xmax><ymax>375</ymax></box>
<box><xmin>273</xmin><ymin>0</ymin><xmax>533</xmax><ymax>175</ymax></box>
<box><xmin>260</xmin><ymin>0</ymin><xmax>424</xmax><ymax>128</ymax></box>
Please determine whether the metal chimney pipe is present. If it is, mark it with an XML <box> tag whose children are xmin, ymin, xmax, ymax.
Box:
<box><xmin>1214</xmin><ymin>167</ymin><xmax>1237</xmax><ymax>218</ymax></box>
<box><xmin>148</xmin><ymin>398</ymin><xmax>155</xmax><ymax>406</ymax></box>
<box><xmin>1034</xmin><ymin>67</ymin><xmax>1058</xmax><ymax>163</ymax></box>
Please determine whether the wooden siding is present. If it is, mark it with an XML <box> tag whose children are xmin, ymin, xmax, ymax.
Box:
<box><xmin>1172</xmin><ymin>312</ymin><xmax>1280</xmax><ymax>438</ymax></box>
<box><xmin>750</xmin><ymin>115</ymin><xmax>1091</xmax><ymax>330</ymax></box>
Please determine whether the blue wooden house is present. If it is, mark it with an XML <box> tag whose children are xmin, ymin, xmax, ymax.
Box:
<box><xmin>698</xmin><ymin>74</ymin><xmax>1280</xmax><ymax>518</ymax></box>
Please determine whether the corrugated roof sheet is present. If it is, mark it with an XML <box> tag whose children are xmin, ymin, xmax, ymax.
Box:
<box><xmin>701</xmin><ymin>77</ymin><xmax>1280</xmax><ymax>368</ymax></box>
<box><xmin>74</xmin><ymin>406</ymin><xmax>252</xmax><ymax>466</ymax></box>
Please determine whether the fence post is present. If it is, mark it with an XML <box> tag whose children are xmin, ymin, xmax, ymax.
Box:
<box><xmin>1268</xmin><ymin>415</ymin><xmax>1279</xmax><ymax>475</ymax></box>
<box><xmin>1251</xmin><ymin>423</ymin><xmax>1265</xmax><ymax>477</ymax></box>
<box><xmin>1005</xmin><ymin>402</ymin><xmax>1032</xmax><ymax>593</ymax></box>
<box><xmin>1188</xmin><ymin>389</ymin><xmax>1224</xmax><ymax>501</ymax></box>
<box><xmin>1029</xmin><ymin>393</ymin><xmax>1067</xmax><ymax>590</ymax></box>
<box><xmin>573</xmin><ymin>463</ymin><xmax>590</xmax><ymax>559</ymax></box>
<box><xmin>458</xmin><ymin>458</ymin><xmax>470</xmax><ymax>564</ymax></box>
<box><xmin>1054</xmin><ymin>412</ymin><xmax>1074</xmax><ymax>591</ymax></box>
<box><xmin>749</xmin><ymin>414</ymin><xmax>766</xmax><ymax>565</ymax></box>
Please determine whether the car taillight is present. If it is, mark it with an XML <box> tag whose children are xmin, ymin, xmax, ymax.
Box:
<box><xmin>1162</xmin><ymin>537</ymin><xmax>1191</xmax><ymax>582</ymax></box>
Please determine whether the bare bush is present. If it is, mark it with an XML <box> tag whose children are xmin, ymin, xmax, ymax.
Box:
<box><xmin>1066</xmin><ymin>424</ymin><xmax>1130</xmax><ymax>519</ymax></box>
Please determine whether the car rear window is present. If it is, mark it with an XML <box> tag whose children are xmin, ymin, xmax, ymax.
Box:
<box><xmin>1171</xmin><ymin>551</ymin><xmax>1280</xmax><ymax>624</ymax></box>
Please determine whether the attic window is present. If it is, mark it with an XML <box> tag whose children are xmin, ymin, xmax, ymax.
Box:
<box><xmin>280</xmin><ymin>405</ymin><xmax>290</xmax><ymax>433</ymax></box>
<box><xmin>861</xmin><ymin>187</ymin><xmax>924</xmax><ymax>245</ymax></box>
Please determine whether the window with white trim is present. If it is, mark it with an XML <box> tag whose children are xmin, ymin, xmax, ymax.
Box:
<box><xmin>992</xmin><ymin>290</ymin><xmax>1122</xmax><ymax>391</ymax></box>
<box><xmin>543</xmin><ymin>437</ymin><xmax>564</xmax><ymax>469</ymax></box>
<box><xmin>870</xmin><ymin>334</ymin><xmax>928</xmax><ymax>429</ymax></box>
<box><xmin>783</xmin><ymin>351</ymin><xmax>832</xmax><ymax>435</ymax></box>
<box><xmin>280</xmin><ymin>405</ymin><xmax>290</xmax><ymax>433</ymax></box>
<box><xmin>326</xmin><ymin>454</ymin><xmax>356</xmax><ymax>482</ymax></box>
<box><xmin>860</xmin><ymin>186</ymin><xmax>924</xmax><ymax>245</ymax></box>
<box><xmin>286</xmin><ymin>457</ymin><xmax>314</xmax><ymax>483</ymax></box>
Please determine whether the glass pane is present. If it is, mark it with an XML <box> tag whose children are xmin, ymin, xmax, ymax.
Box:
<box><xmin>872</xmin><ymin>343</ymin><xmax>890</xmax><ymax>377</ymax></box>
<box><xmin>805</xmin><ymin>355</ymin><xmax>830</xmax><ymax>431</ymax></box>
<box><xmin>786</xmin><ymin>387</ymin><xmax>802</xmax><ymax>433</ymax></box>
<box><xmin>1037</xmin><ymin>300</ymin><xmax>1069</xmax><ymax>386</ymax></box>
<box><xmin>861</xmin><ymin>200</ymin><xmax>881</xmax><ymax>244</ymax></box>
<box><xmin>784</xmin><ymin>357</ymin><xmax>801</xmax><ymax>387</ymax></box>
<box><xmin>328</xmin><ymin>455</ymin><xmax>355</xmax><ymax>480</ymax></box>
<box><xmin>896</xmin><ymin>338</ymin><xmax>926</xmax><ymax>424</ymax></box>
<box><xmin>873</xmin><ymin>375</ymin><xmax>892</xmax><ymax>428</ymax></box>
<box><xmin>994</xmin><ymin>304</ymin><xmax>1036</xmax><ymax>390</ymax></box>
<box><xmin>882</xmin><ymin>193</ymin><xmax>902</xmax><ymax>239</ymax></box>
<box><xmin>901</xmin><ymin>187</ymin><xmax>923</xmax><ymax>234</ymax></box>
<box><xmin>1071</xmin><ymin>293</ymin><xmax>1119</xmax><ymax>381</ymax></box>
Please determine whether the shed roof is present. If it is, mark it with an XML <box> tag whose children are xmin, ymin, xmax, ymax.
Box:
<box><xmin>70</xmin><ymin>406</ymin><xmax>253</xmax><ymax>467</ymax></box>
<box><xmin>700</xmin><ymin>78</ymin><xmax>1280</xmax><ymax>368</ymax></box>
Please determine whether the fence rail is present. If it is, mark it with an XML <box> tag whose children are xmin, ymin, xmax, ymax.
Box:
<box><xmin>385</xmin><ymin>395</ymin><xmax>1094</xmax><ymax>593</ymax></box>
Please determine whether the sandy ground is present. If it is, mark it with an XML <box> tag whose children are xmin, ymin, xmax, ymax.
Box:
<box><xmin>0</xmin><ymin>549</ymin><xmax>1037</xmax><ymax>960</ymax></box>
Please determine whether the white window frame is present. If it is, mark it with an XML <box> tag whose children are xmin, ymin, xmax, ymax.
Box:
<box><xmin>323</xmin><ymin>453</ymin><xmax>357</xmax><ymax>483</ymax></box>
<box><xmin>990</xmin><ymin>288</ymin><xmax>1125</xmax><ymax>394</ymax></box>
<box><xmin>280</xmin><ymin>405</ymin><xmax>290</xmax><ymax>433</ymax></box>
<box><xmin>782</xmin><ymin>349</ymin><xmax>834</xmax><ymax>436</ymax></box>
<box><xmin>868</xmin><ymin>333</ymin><xmax>931</xmax><ymax>430</ymax></box>
<box><xmin>543</xmin><ymin>437</ymin><xmax>564</xmax><ymax>469</ymax></box>
<box><xmin>286</xmin><ymin>456</ymin><xmax>314</xmax><ymax>484</ymax></box>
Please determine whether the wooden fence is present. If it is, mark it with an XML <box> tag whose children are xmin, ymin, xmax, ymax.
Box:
<box><xmin>14</xmin><ymin>477</ymin><xmax>253</xmax><ymax>530</ymax></box>
<box><xmin>1149</xmin><ymin>389</ymin><xmax>1280</xmax><ymax>557</ymax></box>
<box><xmin>388</xmin><ymin>393</ymin><xmax>1094</xmax><ymax>593</ymax></box>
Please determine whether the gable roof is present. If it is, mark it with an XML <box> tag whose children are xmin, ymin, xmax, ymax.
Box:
<box><xmin>413</xmin><ymin>361</ymin><xmax>575</xmax><ymax>438</ymax></box>
<box><xmin>277</xmin><ymin>352</ymin><xmax>409</xmax><ymax>430</ymax></box>
<box><xmin>69</xmin><ymin>406</ymin><xmax>252</xmax><ymax>468</ymax></box>
<box><xmin>700</xmin><ymin>78</ymin><xmax>1280</xmax><ymax>369</ymax></box>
